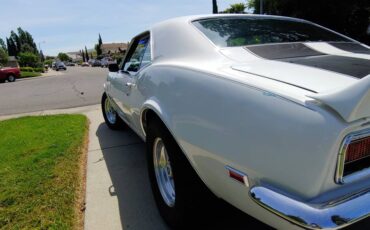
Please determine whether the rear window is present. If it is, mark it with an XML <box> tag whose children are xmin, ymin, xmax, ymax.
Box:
<box><xmin>193</xmin><ymin>17</ymin><xmax>351</xmax><ymax>47</ymax></box>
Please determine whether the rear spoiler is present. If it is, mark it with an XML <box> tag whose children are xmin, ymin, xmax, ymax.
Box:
<box><xmin>309</xmin><ymin>75</ymin><xmax>370</xmax><ymax>122</ymax></box>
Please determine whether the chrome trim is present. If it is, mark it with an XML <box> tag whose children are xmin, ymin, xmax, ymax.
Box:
<box><xmin>153</xmin><ymin>137</ymin><xmax>176</xmax><ymax>207</ymax></box>
<box><xmin>335</xmin><ymin>128</ymin><xmax>370</xmax><ymax>184</ymax></box>
<box><xmin>104</xmin><ymin>96</ymin><xmax>117</xmax><ymax>124</ymax></box>
<box><xmin>225</xmin><ymin>165</ymin><xmax>250</xmax><ymax>187</ymax></box>
<box><xmin>250</xmin><ymin>186</ymin><xmax>370</xmax><ymax>229</ymax></box>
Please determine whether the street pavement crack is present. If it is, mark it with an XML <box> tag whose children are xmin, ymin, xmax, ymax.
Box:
<box><xmin>89</xmin><ymin>141</ymin><xmax>143</xmax><ymax>152</ymax></box>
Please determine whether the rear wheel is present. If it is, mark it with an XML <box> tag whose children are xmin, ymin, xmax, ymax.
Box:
<box><xmin>7</xmin><ymin>74</ymin><xmax>16</xmax><ymax>82</ymax></box>
<box><xmin>101</xmin><ymin>93</ymin><xmax>123</xmax><ymax>130</ymax></box>
<box><xmin>146</xmin><ymin>117</ymin><xmax>215</xmax><ymax>228</ymax></box>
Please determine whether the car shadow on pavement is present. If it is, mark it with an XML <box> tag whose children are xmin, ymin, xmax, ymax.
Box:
<box><xmin>96</xmin><ymin>123</ymin><xmax>273</xmax><ymax>230</ymax></box>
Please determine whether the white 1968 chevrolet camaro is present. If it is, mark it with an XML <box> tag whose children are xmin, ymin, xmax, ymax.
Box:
<box><xmin>101</xmin><ymin>14</ymin><xmax>370</xmax><ymax>229</ymax></box>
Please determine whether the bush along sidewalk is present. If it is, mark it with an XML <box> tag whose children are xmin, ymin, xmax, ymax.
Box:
<box><xmin>0</xmin><ymin>115</ymin><xmax>89</xmax><ymax>229</ymax></box>
<box><xmin>20</xmin><ymin>71</ymin><xmax>41</xmax><ymax>78</ymax></box>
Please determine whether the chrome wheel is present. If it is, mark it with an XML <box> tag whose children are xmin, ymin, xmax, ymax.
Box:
<box><xmin>153</xmin><ymin>137</ymin><xmax>175</xmax><ymax>207</ymax></box>
<box><xmin>104</xmin><ymin>97</ymin><xmax>117</xmax><ymax>124</ymax></box>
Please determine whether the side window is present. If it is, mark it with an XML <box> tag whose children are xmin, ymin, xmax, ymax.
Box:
<box><xmin>123</xmin><ymin>36</ymin><xmax>151</xmax><ymax>73</ymax></box>
<box><xmin>140</xmin><ymin>40</ymin><xmax>151</xmax><ymax>69</ymax></box>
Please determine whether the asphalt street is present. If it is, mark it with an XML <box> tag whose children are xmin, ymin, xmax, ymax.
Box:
<box><xmin>0</xmin><ymin>67</ymin><xmax>107</xmax><ymax>116</ymax></box>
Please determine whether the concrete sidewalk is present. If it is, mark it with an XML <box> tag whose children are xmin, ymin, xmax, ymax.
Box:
<box><xmin>83</xmin><ymin>108</ymin><xmax>168</xmax><ymax>230</ymax></box>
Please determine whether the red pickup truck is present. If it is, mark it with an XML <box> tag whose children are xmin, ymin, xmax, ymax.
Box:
<box><xmin>0</xmin><ymin>67</ymin><xmax>20</xmax><ymax>83</ymax></box>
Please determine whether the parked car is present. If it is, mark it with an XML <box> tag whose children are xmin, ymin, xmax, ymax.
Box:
<box><xmin>101</xmin><ymin>15</ymin><xmax>370</xmax><ymax>229</ymax></box>
<box><xmin>53</xmin><ymin>62</ymin><xmax>67</xmax><ymax>71</ymax></box>
<box><xmin>0</xmin><ymin>66</ymin><xmax>20</xmax><ymax>82</ymax></box>
<box><xmin>91</xmin><ymin>60</ymin><xmax>102</xmax><ymax>67</ymax></box>
<box><xmin>101</xmin><ymin>57</ymin><xmax>116</xmax><ymax>67</ymax></box>
<box><xmin>81</xmin><ymin>62</ymin><xmax>89</xmax><ymax>67</ymax></box>
<box><xmin>66</xmin><ymin>62</ymin><xmax>76</xmax><ymax>66</ymax></box>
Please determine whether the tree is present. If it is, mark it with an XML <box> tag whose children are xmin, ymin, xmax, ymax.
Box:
<box><xmin>247</xmin><ymin>0</ymin><xmax>370</xmax><ymax>45</ymax></box>
<box><xmin>18</xmin><ymin>52</ymin><xmax>39</xmax><ymax>67</ymax></box>
<box><xmin>0</xmin><ymin>38</ymin><xmax>6</xmax><ymax>51</ymax></box>
<box><xmin>81</xmin><ymin>50</ymin><xmax>86</xmax><ymax>62</ymax></box>
<box><xmin>10</xmin><ymin>31</ymin><xmax>21</xmax><ymax>55</ymax></box>
<box><xmin>39</xmin><ymin>50</ymin><xmax>45</xmax><ymax>62</ymax></box>
<box><xmin>57</xmin><ymin>52</ymin><xmax>71</xmax><ymax>62</ymax></box>
<box><xmin>95</xmin><ymin>33</ymin><xmax>103</xmax><ymax>56</ymax></box>
<box><xmin>4</xmin><ymin>27</ymin><xmax>39</xmax><ymax>57</ymax></box>
<box><xmin>222</xmin><ymin>3</ymin><xmax>246</xmax><ymax>13</ymax></box>
<box><xmin>212</xmin><ymin>0</ymin><xmax>218</xmax><ymax>14</ymax></box>
<box><xmin>6</xmin><ymin>38</ymin><xmax>17</xmax><ymax>56</ymax></box>
<box><xmin>0</xmin><ymin>48</ymin><xmax>8</xmax><ymax>66</ymax></box>
<box><xmin>44</xmin><ymin>59</ymin><xmax>52</xmax><ymax>67</ymax></box>
<box><xmin>85</xmin><ymin>46</ymin><xmax>89</xmax><ymax>61</ymax></box>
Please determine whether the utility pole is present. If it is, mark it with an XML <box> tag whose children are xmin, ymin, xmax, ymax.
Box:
<box><xmin>260</xmin><ymin>0</ymin><xmax>263</xmax><ymax>14</ymax></box>
<box><xmin>212</xmin><ymin>0</ymin><xmax>218</xmax><ymax>14</ymax></box>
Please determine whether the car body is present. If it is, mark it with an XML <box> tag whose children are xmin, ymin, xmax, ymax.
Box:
<box><xmin>0</xmin><ymin>67</ymin><xmax>20</xmax><ymax>82</ymax></box>
<box><xmin>91</xmin><ymin>59</ymin><xmax>102</xmax><ymax>67</ymax></box>
<box><xmin>65</xmin><ymin>62</ymin><xmax>76</xmax><ymax>66</ymax></box>
<box><xmin>101</xmin><ymin>14</ymin><xmax>370</xmax><ymax>229</ymax></box>
<box><xmin>101</xmin><ymin>57</ymin><xmax>116</xmax><ymax>67</ymax></box>
<box><xmin>53</xmin><ymin>62</ymin><xmax>67</xmax><ymax>71</ymax></box>
<box><xmin>81</xmin><ymin>62</ymin><xmax>90</xmax><ymax>67</ymax></box>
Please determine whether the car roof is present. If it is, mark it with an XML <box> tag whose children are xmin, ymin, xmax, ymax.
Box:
<box><xmin>149</xmin><ymin>14</ymin><xmax>311</xmax><ymax>62</ymax></box>
<box><xmin>153</xmin><ymin>14</ymin><xmax>308</xmax><ymax>27</ymax></box>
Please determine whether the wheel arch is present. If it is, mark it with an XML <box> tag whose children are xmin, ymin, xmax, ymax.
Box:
<box><xmin>140</xmin><ymin>101</ymin><xmax>214</xmax><ymax>196</ymax></box>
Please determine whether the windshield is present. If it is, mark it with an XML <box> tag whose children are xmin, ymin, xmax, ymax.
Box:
<box><xmin>193</xmin><ymin>17</ymin><xmax>351</xmax><ymax>47</ymax></box>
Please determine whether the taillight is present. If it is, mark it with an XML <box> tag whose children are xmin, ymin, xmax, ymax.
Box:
<box><xmin>345</xmin><ymin>136</ymin><xmax>370</xmax><ymax>163</ymax></box>
<box><xmin>336</xmin><ymin>129</ymin><xmax>370</xmax><ymax>183</ymax></box>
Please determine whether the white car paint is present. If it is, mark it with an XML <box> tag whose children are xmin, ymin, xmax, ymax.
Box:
<box><xmin>104</xmin><ymin>14</ymin><xmax>370</xmax><ymax>229</ymax></box>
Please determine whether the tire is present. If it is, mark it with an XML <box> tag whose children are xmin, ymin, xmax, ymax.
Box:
<box><xmin>146</xmin><ymin>117</ymin><xmax>215</xmax><ymax>229</ymax></box>
<box><xmin>7</xmin><ymin>74</ymin><xmax>16</xmax><ymax>82</ymax></box>
<box><xmin>101</xmin><ymin>93</ymin><xmax>123</xmax><ymax>130</ymax></box>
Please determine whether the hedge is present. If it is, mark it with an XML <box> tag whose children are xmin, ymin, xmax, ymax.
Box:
<box><xmin>20</xmin><ymin>67</ymin><xmax>45</xmax><ymax>73</ymax></box>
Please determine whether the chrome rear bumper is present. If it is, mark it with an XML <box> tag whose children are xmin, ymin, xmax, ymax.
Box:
<box><xmin>250</xmin><ymin>186</ymin><xmax>370</xmax><ymax>229</ymax></box>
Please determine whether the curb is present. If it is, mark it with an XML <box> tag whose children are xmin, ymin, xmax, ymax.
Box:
<box><xmin>0</xmin><ymin>104</ymin><xmax>100</xmax><ymax>121</ymax></box>
<box><xmin>18</xmin><ymin>70</ymin><xmax>64</xmax><ymax>81</ymax></box>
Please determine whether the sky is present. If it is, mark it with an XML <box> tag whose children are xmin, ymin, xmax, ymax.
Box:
<box><xmin>0</xmin><ymin>0</ymin><xmax>248</xmax><ymax>56</ymax></box>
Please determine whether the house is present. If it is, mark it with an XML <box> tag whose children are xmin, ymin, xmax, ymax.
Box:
<box><xmin>101</xmin><ymin>43</ymin><xmax>128</xmax><ymax>54</ymax></box>
<box><xmin>66</xmin><ymin>52</ymin><xmax>82</xmax><ymax>61</ymax></box>
<box><xmin>6</xmin><ymin>56</ymin><xmax>19</xmax><ymax>68</ymax></box>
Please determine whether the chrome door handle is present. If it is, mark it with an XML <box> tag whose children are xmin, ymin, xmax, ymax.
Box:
<box><xmin>125</xmin><ymin>82</ymin><xmax>135</xmax><ymax>88</ymax></box>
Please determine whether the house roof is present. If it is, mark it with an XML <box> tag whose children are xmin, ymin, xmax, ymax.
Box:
<box><xmin>101</xmin><ymin>43</ymin><xmax>128</xmax><ymax>50</ymax></box>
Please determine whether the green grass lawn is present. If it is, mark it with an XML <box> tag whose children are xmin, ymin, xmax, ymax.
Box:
<box><xmin>20</xmin><ymin>71</ymin><xmax>41</xmax><ymax>78</ymax></box>
<box><xmin>0</xmin><ymin>115</ymin><xmax>88</xmax><ymax>229</ymax></box>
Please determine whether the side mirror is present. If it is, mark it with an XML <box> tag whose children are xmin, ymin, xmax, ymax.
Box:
<box><xmin>108</xmin><ymin>63</ymin><xmax>119</xmax><ymax>72</ymax></box>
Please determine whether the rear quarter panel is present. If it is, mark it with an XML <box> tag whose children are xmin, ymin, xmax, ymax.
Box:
<box><xmin>133</xmin><ymin>64</ymin><xmax>370</xmax><ymax>229</ymax></box>
<box><xmin>137</xmin><ymin>64</ymin><xmax>349</xmax><ymax>198</ymax></box>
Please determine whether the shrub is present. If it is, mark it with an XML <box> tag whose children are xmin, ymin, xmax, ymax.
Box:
<box><xmin>34</xmin><ymin>67</ymin><xmax>45</xmax><ymax>73</ymax></box>
<box><xmin>44</xmin><ymin>60</ymin><xmax>52</xmax><ymax>66</ymax></box>
<box><xmin>20</xmin><ymin>71</ymin><xmax>41</xmax><ymax>78</ymax></box>
<box><xmin>18</xmin><ymin>52</ymin><xmax>39</xmax><ymax>67</ymax></box>
<box><xmin>20</xmin><ymin>67</ymin><xmax>34</xmax><ymax>72</ymax></box>
<box><xmin>0</xmin><ymin>48</ymin><xmax>8</xmax><ymax>66</ymax></box>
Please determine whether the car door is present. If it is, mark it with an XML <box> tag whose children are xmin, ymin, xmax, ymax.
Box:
<box><xmin>110</xmin><ymin>33</ymin><xmax>151</xmax><ymax>127</ymax></box>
